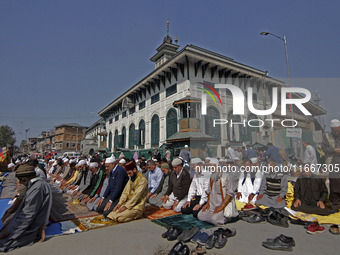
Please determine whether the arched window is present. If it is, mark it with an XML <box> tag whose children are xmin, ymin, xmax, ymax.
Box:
<box><xmin>121</xmin><ymin>126</ymin><xmax>126</xmax><ymax>148</ymax></box>
<box><xmin>205</xmin><ymin>106</ymin><xmax>221</xmax><ymax>140</ymax></box>
<box><xmin>129</xmin><ymin>123</ymin><xmax>135</xmax><ymax>149</ymax></box>
<box><xmin>108</xmin><ymin>132</ymin><xmax>112</xmax><ymax>152</ymax></box>
<box><xmin>151</xmin><ymin>114</ymin><xmax>160</xmax><ymax>147</ymax></box>
<box><xmin>166</xmin><ymin>108</ymin><xmax>178</xmax><ymax>138</ymax></box>
<box><xmin>139</xmin><ymin>119</ymin><xmax>145</xmax><ymax>147</ymax></box>
<box><xmin>114</xmin><ymin>129</ymin><xmax>119</xmax><ymax>149</ymax></box>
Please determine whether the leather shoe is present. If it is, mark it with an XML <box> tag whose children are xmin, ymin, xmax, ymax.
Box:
<box><xmin>242</xmin><ymin>214</ymin><xmax>266</xmax><ymax>223</ymax></box>
<box><xmin>262</xmin><ymin>238</ymin><xmax>293</xmax><ymax>251</ymax></box>
<box><xmin>266</xmin><ymin>234</ymin><xmax>295</xmax><ymax>247</ymax></box>
<box><xmin>162</xmin><ymin>227</ymin><xmax>174</xmax><ymax>238</ymax></box>
<box><xmin>177</xmin><ymin>226</ymin><xmax>199</xmax><ymax>242</ymax></box>
<box><xmin>168</xmin><ymin>227</ymin><xmax>183</xmax><ymax>241</ymax></box>
<box><xmin>205</xmin><ymin>233</ymin><xmax>217</xmax><ymax>249</ymax></box>
<box><xmin>214</xmin><ymin>229</ymin><xmax>228</xmax><ymax>249</ymax></box>
<box><xmin>168</xmin><ymin>241</ymin><xmax>184</xmax><ymax>255</ymax></box>
<box><xmin>267</xmin><ymin>211</ymin><xmax>289</xmax><ymax>228</ymax></box>
<box><xmin>178</xmin><ymin>244</ymin><xmax>190</xmax><ymax>255</ymax></box>
<box><xmin>221</xmin><ymin>228</ymin><xmax>236</xmax><ymax>238</ymax></box>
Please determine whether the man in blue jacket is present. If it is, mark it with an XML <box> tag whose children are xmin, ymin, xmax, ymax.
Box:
<box><xmin>96</xmin><ymin>155</ymin><xmax>129</xmax><ymax>217</ymax></box>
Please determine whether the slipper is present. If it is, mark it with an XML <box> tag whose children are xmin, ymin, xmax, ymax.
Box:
<box><xmin>329</xmin><ymin>224</ymin><xmax>339</xmax><ymax>235</ymax></box>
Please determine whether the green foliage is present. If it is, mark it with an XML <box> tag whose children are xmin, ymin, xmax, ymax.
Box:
<box><xmin>0</xmin><ymin>125</ymin><xmax>16</xmax><ymax>147</ymax></box>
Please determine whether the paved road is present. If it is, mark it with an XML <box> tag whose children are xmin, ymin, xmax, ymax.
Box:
<box><xmin>7</xmin><ymin>217</ymin><xmax>339</xmax><ymax>255</ymax></box>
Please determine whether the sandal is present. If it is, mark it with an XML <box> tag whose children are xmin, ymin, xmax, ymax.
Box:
<box><xmin>329</xmin><ymin>224</ymin><xmax>339</xmax><ymax>235</ymax></box>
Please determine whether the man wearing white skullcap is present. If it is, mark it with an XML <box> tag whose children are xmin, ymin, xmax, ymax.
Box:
<box><xmin>322</xmin><ymin>119</ymin><xmax>340</xmax><ymax>212</ymax></box>
<box><xmin>7</xmin><ymin>163</ymin><xmax>15</xmax><ymax>171</ymax></box>
<box><xmin>118</xmin><ymin>158</ymin><xmax>126</xmax><ymax>166</ymax></box>
<box><xmin>182</xmin><ymin>158</ymin><xmax>210</xmax><ymax>217</ymax></box>
<box><xmin>161</xmin><ymin>158</ymin><xmax>191</xmax><ymax>212</ymax></box>
<box><xmin>95</xmin><ymin>155</ymin><xmax>129</xmax><ymax>218</ymax></box>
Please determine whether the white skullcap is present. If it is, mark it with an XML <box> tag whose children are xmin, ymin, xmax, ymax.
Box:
<box><xmin>89</xmin><ymin>162</ymin><xmax>99</xmax><ymax>168</ymax></box>
<box><xmin>8</xmin><ymin>163</ymin><xmax>15</xmax><ymax>169</ymax></box>
<box><xmin>52</xmin><ymin>162</ymin><xmax>58</xmax><ymax>167</ymax></box>
<box><xmin>234</xmin><ymin>157</ymin><xmax>240</xmax><ymax>161</ymax></box>
<box><xmin>70</xmin><ymin>159</ymin><xmax>76</xmax><ymax>163</ymax></box>
<box><xmin>250</xmin><ymin>158</ymin><xmax>258</xmax><ymax>163</ymax></box>
<box><xmin>105</xmin><ymin>155</ymin><xmax>116</xmax><ymax>164</ymax></box>
<box><xmin>63</xmin><ymin>158</ymin><xmax>69</xmax><ymax>162</ymax></box>
<box><xmin>78</xmin><ymin>160</ymin><xmax>86</xmax><ymax>166</ymax></box>
<box><xmin>191</xmin><ymin>158</ymin><xmax>203</xmax><ymax>164</ymax></box>
<box><xmin>209</xmin><ymin>158</ymin><xmax>219</xmax><ymax>165</ymax></box>
<box><xmin>172</xmin><ymin>158</ymin><xmax>183</xmax><ymax>166</ymax></box>
<box><xmin>330</xmin><ymin>119</ymin><xmax>340</xmax><ymax>128</ymax></box>
<box><xmin>119</xmin><ymin>158</ymin><xmax>126</xmax><ymax>164</ymax></box>
<box><xmin>219</xmin><ymin>159</ymin><xmax>227</xmax><ymax>162</ymax></box>
<box><xmin>15</xmin><ymin>160</ymin><xmax>20</xmax><ymax>164</ymax></box>
<box><xmin>184</xmin><ymin>145</ymin><xmax>189</xmax><ymax>148</ymax></box>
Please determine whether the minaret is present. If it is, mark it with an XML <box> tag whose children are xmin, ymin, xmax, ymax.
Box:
<box><xmin>150</xmin><ymin>19</ymin><xmax>179</xmax><ymax>69</ymax></box>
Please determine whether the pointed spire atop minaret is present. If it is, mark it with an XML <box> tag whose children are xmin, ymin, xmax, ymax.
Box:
<box><xmin>150</xmin><ymin>19</ymin><xmax>179</xmax><ymax>69</ymax></box>
<box><xmin>167</xmin><ymin>19</ymin><xmax>169</xmax><ymax>36</ymax></box>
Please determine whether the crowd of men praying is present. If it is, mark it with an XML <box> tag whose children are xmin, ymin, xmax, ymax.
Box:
<box><xmin>1</xmin><ymin>118</ymin><xmax>340</xmax><ymax>252</ymax></box>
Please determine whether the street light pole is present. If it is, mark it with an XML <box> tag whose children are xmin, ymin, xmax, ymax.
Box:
<box><xmin>260</xmin><ymin>32</ymin><xmax>294</xmax><ymax>119</ymax></box>
<box><xmin>260</xmin><ymin>32</ymin><xmax>296</xmax><ymax>154</ymax></box>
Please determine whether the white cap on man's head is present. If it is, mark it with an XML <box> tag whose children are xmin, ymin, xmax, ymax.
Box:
<box><xmin>209</xmin><ymin>158</ymin><xmax>219</xmax><ymax>165</ymax></box>
<box><xmin>172</xmin><ymin>158</ymin><xmax>183</xmax><ymax>166</ymax></box>
<box><xmin>89</xmin><ymin>162</ymin><xmax>99</xmax><ymax>168</ymax></box>
<box><xmin>105</xmin><ymin>155</ymin><xmax>116</xmax><ymax>164</ymax></box>
<box><xmin>78</xmin><ymin>160</ymin><xmax>86</xmax><ymax>166</ymax></box>
<box><xmin>330</xmin><ymin>119</ymin><xmax>340</xmax><ymax>128</ymax></box>
<box><xmin>8</xmin><ymin>163</ymin><xmax>15</xmax><ymax>169</ymax></box>
<box><xmin>119</xmin><ymin>158</ymin><xmax>126</xmax><ymax>164</ymax></box>
<box><xmin>184</xmin><ymin>145</ymin><xmax>189</xmax><ymax>148</ymax></box>
<box><xmin>250</xmin><ymin>158</ymin><xmax>258</xmax><ymax>163</ymax></box>
<box><xmin>191</xmin><ymin>158</ymin><xmax>203</xmax><ymax>164</ymax></box>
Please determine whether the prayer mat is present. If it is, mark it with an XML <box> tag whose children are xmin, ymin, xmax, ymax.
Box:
<box><xmin>45</xmin><ymin>220</ymin><xmax>84</xmax><ymax>239</ymax></box>
<box><xmin>145</xmin><ymin>207</ymin><xmax>180</xmax><ymax>220</ymax></box>
<box><xmin>152</xmin><ymin>214</ymin><xmax>215</xmax><ymax>230</ymax></box>
<box><xmin>285</xmin><ymin>207</ymin><xmax>340</xmax><ymax>225</ymax></box>
<box><xmin>0</xmin><ymin>198</ymin><xmax>11</xmax><ymax>229</ymax></box>
<box><xmin>50</xmin><ymin>192</ymin><xmax>100</xmax><ymax>222</ymax></box>
<box><xmin>72</xmin><ymin>215</ymin><xmax>119</xmax><ymax>231</ymax></box>
<box><xmin>0</xmin><ymin>185</ymin><xmax>17</xmax><ymax>199</ymax></box>
<box><xmin>1</xmin><ymin>172</ymin><xmax>17</xmax><ymax>187</ymax></box>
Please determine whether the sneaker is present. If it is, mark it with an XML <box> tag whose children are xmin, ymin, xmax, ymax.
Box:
<box><xmin>307</xmin><ymin>223</ymin><xmax>325</xmax><ymax>234</ymax></box>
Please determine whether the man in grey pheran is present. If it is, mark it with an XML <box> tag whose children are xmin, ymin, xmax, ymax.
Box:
<box><xmin>0</xmin><ymin>163</ymin><xmax>52</xmax><ymax>252</ymax></box>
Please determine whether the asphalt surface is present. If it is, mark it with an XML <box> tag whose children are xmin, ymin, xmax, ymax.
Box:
<box><xmin>7</xmin><ymin>217</ymin><xmax>339</xmax><ymax>255</ymax></box>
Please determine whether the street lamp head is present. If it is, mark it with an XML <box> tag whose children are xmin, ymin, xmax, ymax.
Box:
<box><xmin>260</xmin><ymin>32</ymin><xmax>270</xmax><ymax>35</ymax></box>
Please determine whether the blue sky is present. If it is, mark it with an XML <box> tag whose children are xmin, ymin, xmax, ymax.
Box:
<box><xmin>0</xmin><ymin>0</ymin><xmax>339</xmax><ymax>145</ymax></box>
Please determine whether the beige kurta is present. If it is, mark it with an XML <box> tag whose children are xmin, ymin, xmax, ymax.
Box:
<box><xmin>107</xmin><ymin>172</ymin><xmax>148</xmax><ymax>223</ymax></box>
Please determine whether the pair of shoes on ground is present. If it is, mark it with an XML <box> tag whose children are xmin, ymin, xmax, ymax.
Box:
<box><xmin>306</xmin><ymin>223</ymin><xmax>325</xmax><ymax>234</ymax></box>
<box><xmin>162</xmin><ymin>227</ymin><xmax>183</xmax><ymax>241</ymax></box>
<box><xmin>205</xmin><ymin>228</ymin><xmax>236</xmax><ymax>249</ymax></box>
<box><xmin>177</xmin><ymin>226</ymin><xmax>199</xmax><ymax>243</ymax></box>
<box><xmin>267</xmin><ymin>210</ymin><xmax>289</xmax><ymax>228</ymax></box>
<box><xmin>168</xmin><ymin>241</ymin><xmax>190</xmax><ymax>255</ymax></box>
<box><xmin>262</xmin><ymin>234</ymin><xmax>295</xmax><ymax>251</ymax></box>
<box><xmin>329</xmin><ymin>224</ymin><xmax>340</xmax><ymax>235</ymax></box>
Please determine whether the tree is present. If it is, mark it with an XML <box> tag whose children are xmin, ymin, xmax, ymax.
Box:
<box><xmin>0</xmin><ymin>125</ymin><xmax>16</xmax><ymax>147</ymax></box>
